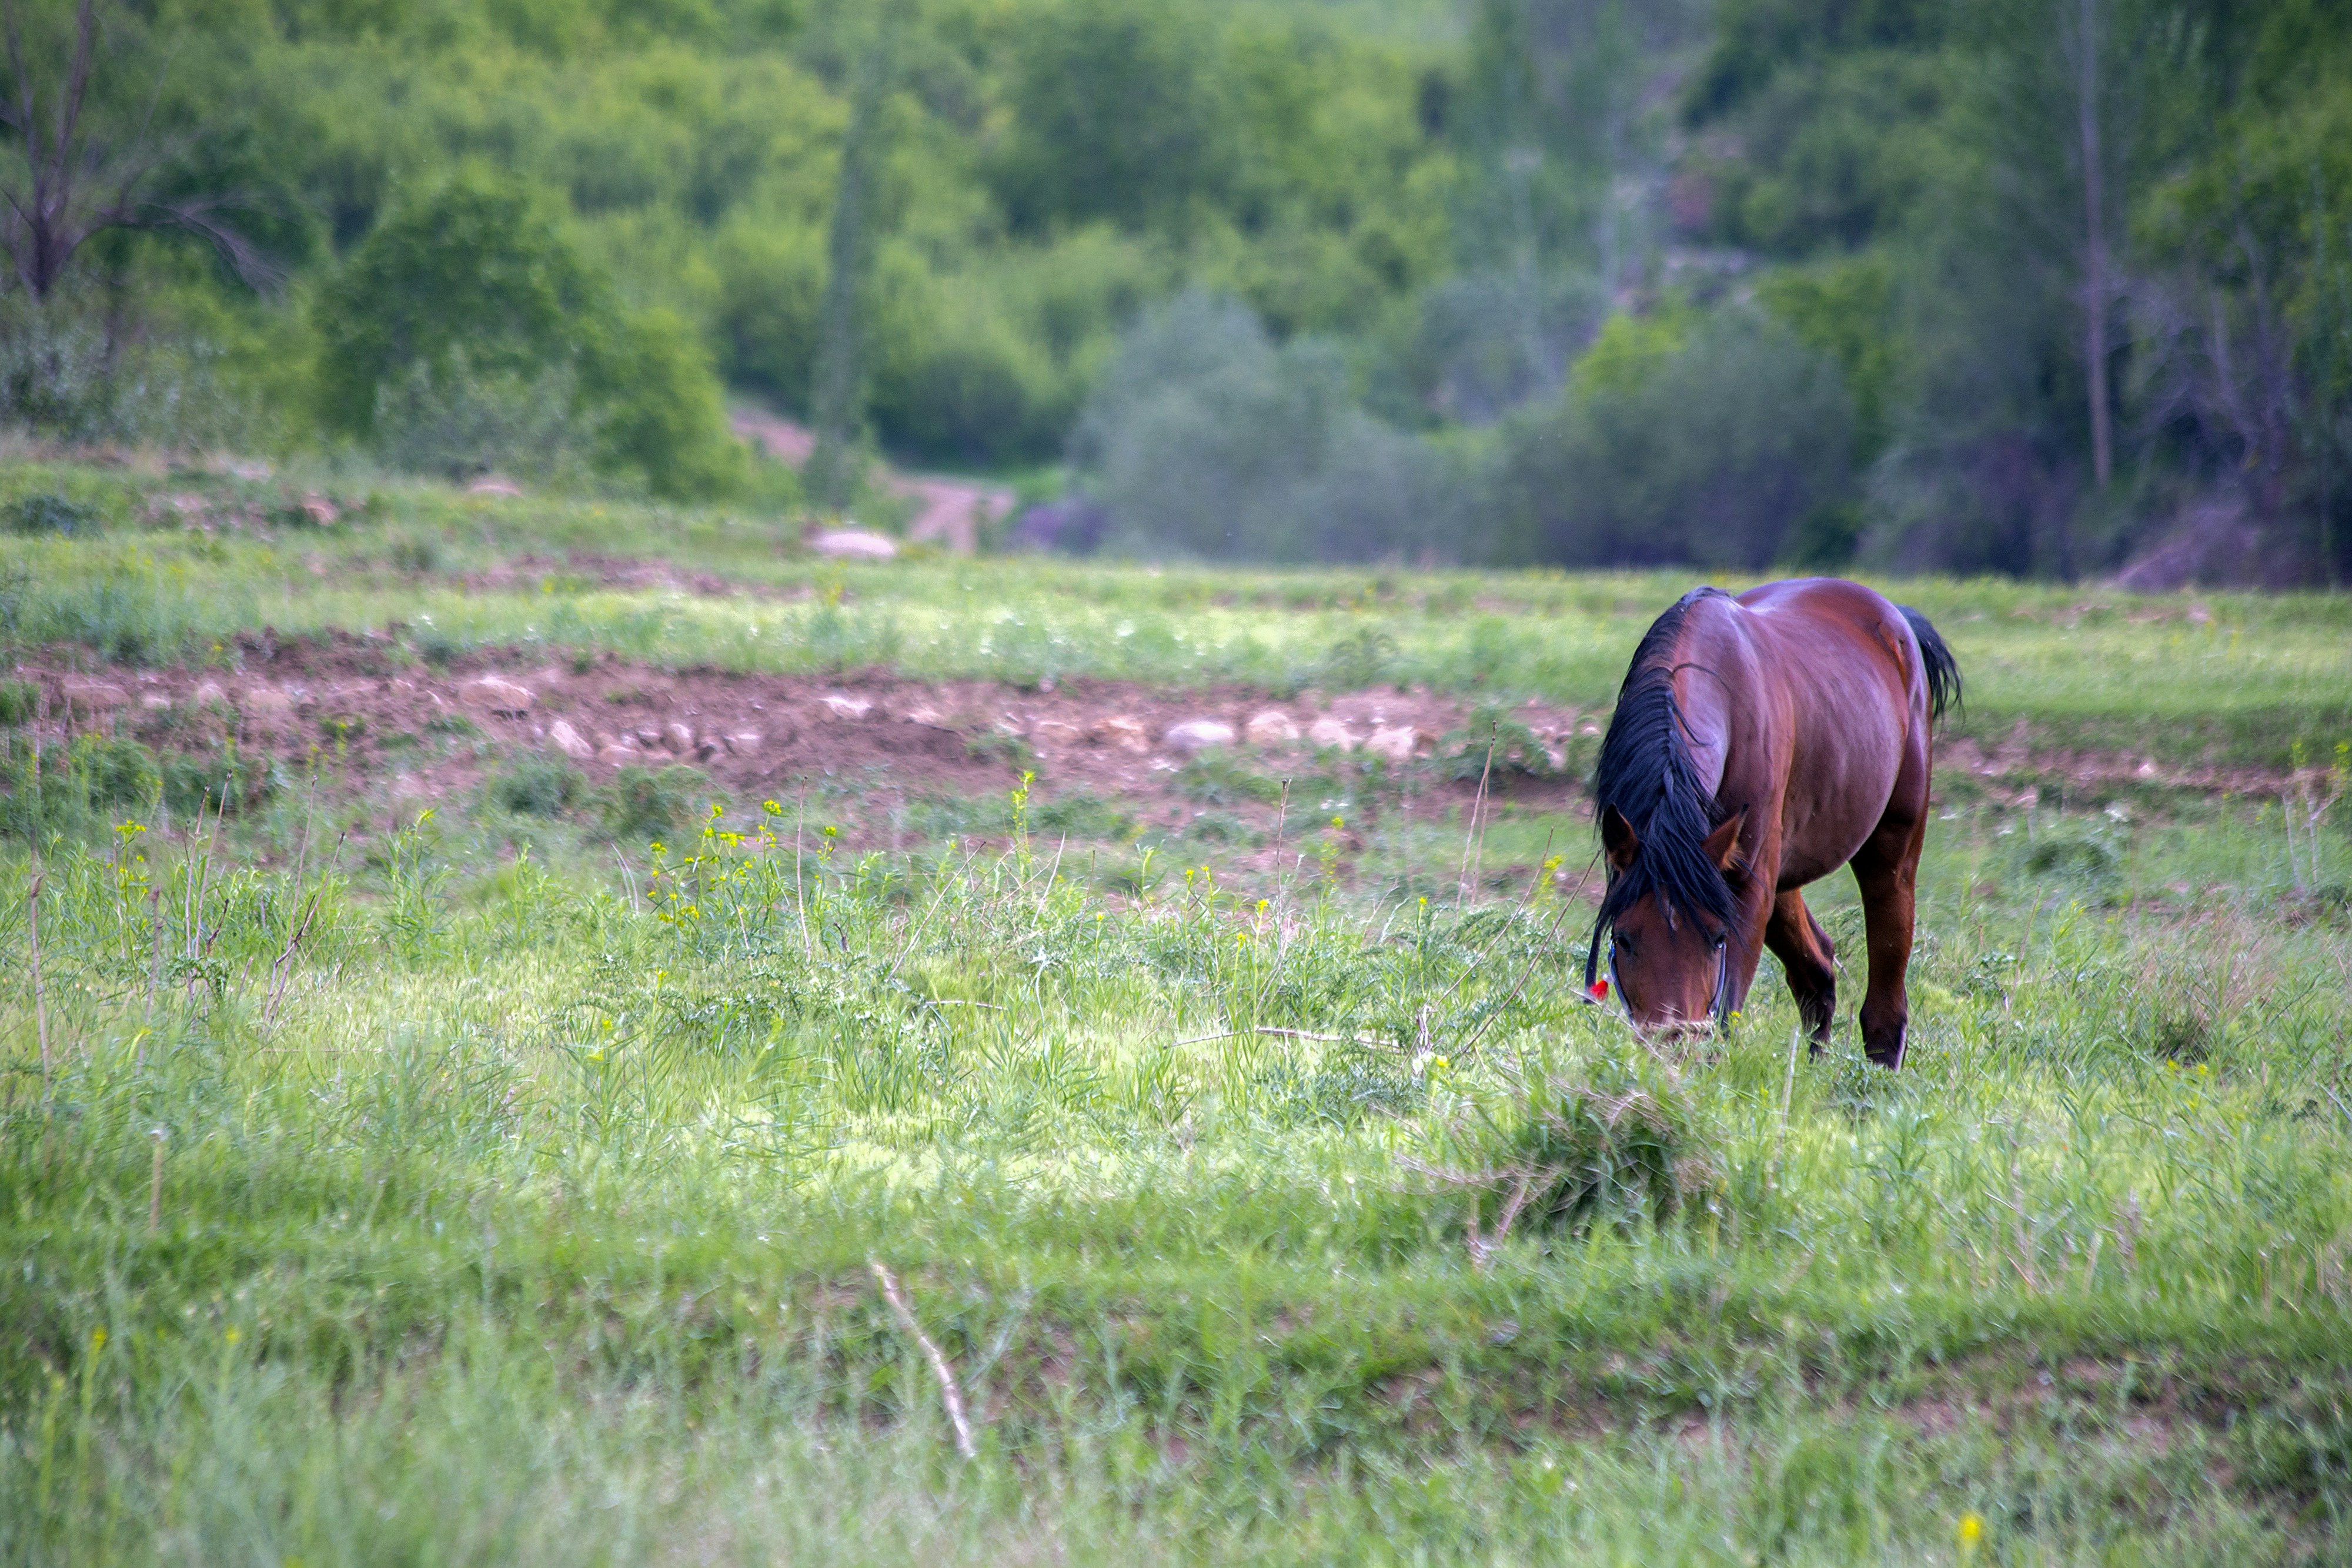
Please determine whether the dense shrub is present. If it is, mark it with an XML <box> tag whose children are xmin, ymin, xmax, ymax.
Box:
<box><xmin>1495</xmin><ymin>307</ymin><xmax>1854</xmax><ymax>569</ymax></box>
<box><xmin>316</xmin><ymin>172</ymin><xmax>741</xmax><ymax>500</ymax></box>
<box><xmin>1074</xmin><ymin>293</ymin><xmax>1461</xmax><ymax>563</ymax></box>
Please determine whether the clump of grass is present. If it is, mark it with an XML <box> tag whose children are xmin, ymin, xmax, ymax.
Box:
<box><xmin>493</xmin><ymin>755</ymin><xmax>584</xmax><ymax>818</ymax></box>
<box><xmin>1436</xmin><ymin>1055</ymin><xmax>1720</xmax><ymax>1244</ymax></box>
<box><xmin>600</xmin><ymin>763</ymin><xmax>710</xmax><ymax>842</ymax></box>
<box><xmin>69</xmin><ymin>735</ymin><xmax>161</xmax><ymax>807</ymax></box>
<box><xmin>0</xmin><ymin>678</ymin><xmax>36</xmax><ymax>727</ymax></box>
<box><xmin>161</xmin><ymin>751</ymin><xmax>276</xmax><ymax>816</ymax></box>
<box><xmin>1180</xmin><ymin>751</ymin><xmax>1286</xmax><ymax>806</ymax></box>
<box><xmin>6</xmin><ymin>492</ymin><xmax>99</xmax><ymax>536</ymax></box>
<box><xmin>387</xmin><ymin>531</ymin><xmax>442</xmax><ymax>574</ymax></box>
<box><xmin>1437</xmin><ymin>706</ymin><xmax>1563</xmax><ymax>783</ymax></box>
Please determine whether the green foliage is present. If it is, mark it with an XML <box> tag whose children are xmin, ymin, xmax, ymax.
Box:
<box><xmin>314</xmin><ymin>172</ymin><xmax>612</xmax><ymax>441</ymax></box>
<box><xmin>584</xmin><ymin>307</ymin><xmax>747</xmax><ymax>500</ymax></box>
<box><xmin>1498</xmin><ymin>307</ymin><xmax>1853</xmax><ymax>568</ymax></box>
<box><xmin>990</xmin><ymin>1</ymin><xmax>1239</xmax><ymax>236</ymax></box>
<box><xmin>315</xmin><ymin>172</ymin><xmax>740</xmax><ymax>499</ymax></box>
<box><xmin>0</xmin><ymin>681</ymin><xmax>34</xmax><ymax>727</ymax></box>
<box><xmin>1075</xmin><ymin>292</ymin><xmax>1459</xmax><ymax>562</ymax></box>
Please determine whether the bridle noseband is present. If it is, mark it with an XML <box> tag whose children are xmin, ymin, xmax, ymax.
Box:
<box><xmin>1593</xmin><ymin>921</ymin><xmax>1735</xmax><ymax>1030</ymax></box>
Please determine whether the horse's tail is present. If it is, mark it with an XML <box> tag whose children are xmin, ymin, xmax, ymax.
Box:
<box><xmin>1897</xmin><ymin>605</ymin><xmax>1962</xmax><ymax>724</ymax></box>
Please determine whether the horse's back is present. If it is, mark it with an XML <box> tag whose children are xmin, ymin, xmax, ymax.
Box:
<box><xmin>1721</xmin><ymin>579</ymin><xmax>1927</xmax><ymax>884</ymax></box>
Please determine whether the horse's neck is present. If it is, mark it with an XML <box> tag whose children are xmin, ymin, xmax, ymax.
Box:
<box><xmin>1667</xmin><ymin>614</ymin><xmax>1740</xmax><ymax>802</ymax></box>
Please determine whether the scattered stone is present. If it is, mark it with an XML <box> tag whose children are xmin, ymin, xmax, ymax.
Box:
<box><xmin>192</xmin><ymin>680</ymin><xmax>229</xmax><ymax>708</ymax></box>
<box><xmin>140</xmin><ymin>693</ymin><xmax>173</xmax><ymax>712</ymax></box>
<box><xmin>809</xmin><ymin>529</ymin><xmax>898</xmax><ymax>561</ymax></box>
<box><xmin>597</xmin><ymin>745</ymin><xmax>637</xmax><ymax>765</ymax></box>
<box><xmin>900</xmin><ymin>706</ymin><xmax>946</xmax><ymax>727</ymax></box>
<box><xmin>1029</xmin><ymin>718</ymin><xmax>1084</xmax><ymax>747</ymax></box>
<box><xmin>725</xmin><ymin>731</ymin><xmax>764</xmax><ymax>754</ymax></box>
<box><xmin>1164</xmin><ymin>719</ymin><xmax>1237</xmax><ymax>753</ymax></box>
<box><xmin>242</xmin><ymin>686</ymin><xmax>293</xmax><ymax>717</ymax></box>
<box><xmin>1244</xmin><ymin>709</ymin><xmax>1299</xmax><ymax>746</ymax></box>
<box><xmin>300</xmin><ymin>494</ymin><xmax>339</xmax><ymax>527</ymax></box>
<box><xmin>665</xmin><ymin>721</ymin><xmax>695</xmax><ymax>753</ymax></box>
<box><xmin>59</xmin><ymin>677</ymin><xmax>128</xmax><ymax>711</ymax></box>
<box><xmin>2136</xmin><ymin>760</ymin><xmax>2158</xmax><ymax>778</ymax></box>
<box><xmin>821</xmin><ymin>693</ymin><xmax>874</xmax><ymax>720</ymax></box>
<box><xmin>467</xmin><ymin>476</ymin><xmax>524</xmax><ymax>497</ymax></box>
<box><xmin>547</xmin><ymin>719</ymin><xmax>594</xmax><ymax>761</ymax></box>
<box><xmin>1365</xmin><ymin>724</ymin><xmax>1420</xmax><ymax>763</ymax></box>
<box><xmin>1090</xmin><ymin>716</ymin><xmax>1151</xmax><ymax>753</ymax></box>
<box><xmin>696</xmin><ymin>737</ymin><xmax>722</xmax><ymax>762</ymax></box>
<box><xmin>1308</xmin><ymin>716</ymin><xmax>1358</xmax><ymax>751</ymax></box>
<box><xmin>460</xmin><ymin>674</ymin><xmax>535</xmax><ymax>716</ymax></box>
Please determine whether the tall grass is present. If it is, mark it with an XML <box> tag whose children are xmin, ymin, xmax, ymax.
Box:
<box><xmin>3</xmin><ymin>784</ymin><xmax>2349</xmax><ymax>1560</ymax></box>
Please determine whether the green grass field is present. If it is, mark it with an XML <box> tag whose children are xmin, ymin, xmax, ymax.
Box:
<box><xmin>5</xmin><ymin>465</ymin><xmax>2352</xmax><ymax>1563</ymax></box>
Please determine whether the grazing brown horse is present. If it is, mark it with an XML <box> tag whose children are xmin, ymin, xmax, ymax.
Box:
<box><xmin>1584</xmin><ymin>579</ymin><xmax>1960</xmax><ymax>1067</ymax></box>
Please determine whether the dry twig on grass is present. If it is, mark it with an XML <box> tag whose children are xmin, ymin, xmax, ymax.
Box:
<box><xmin>869</xmin><ymin>1259</ymin><xmax>978</xmax><ymax>1459</ymax></box>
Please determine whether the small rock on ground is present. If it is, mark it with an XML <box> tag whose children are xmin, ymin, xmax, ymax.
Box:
<box><xmin>1245</xmin><ymin>710</ymin><xmax>1299</xmax><ymax>745</ymax></box>
<box><xmin>1165</xmin><ymin>719</ymin><xmax>1237</xmax><ymax>753</ymax></box>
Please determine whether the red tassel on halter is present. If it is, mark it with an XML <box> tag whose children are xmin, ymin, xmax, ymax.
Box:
<box><xmin>1586</xmin><ymin>978</ymin><xmax>1609</xmax><ymax>1002</ymax></box>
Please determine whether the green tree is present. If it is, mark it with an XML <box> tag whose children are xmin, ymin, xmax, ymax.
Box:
<box><xmin>312</xmin><ymin>170</ymin><xmax>611</xmax><ymax>439</ymax></box>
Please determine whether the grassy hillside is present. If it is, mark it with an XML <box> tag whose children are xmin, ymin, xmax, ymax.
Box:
<box><xmin>3</xmin><ymin>467</ymin><xmax>2351</xmax><ymax>1562</ymax></box>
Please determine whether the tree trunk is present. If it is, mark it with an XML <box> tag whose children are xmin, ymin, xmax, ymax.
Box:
<box><xmin>2076</xmin><ymin>0</ymin><xmax>2113</xmax><ymax>491</ymax></box>
<box><xmin>807</xmin><ymin>18</ymin><xmax>894</xmax><ymax>514</ymax></box>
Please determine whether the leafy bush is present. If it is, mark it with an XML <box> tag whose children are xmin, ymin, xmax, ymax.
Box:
<box><xmin>1495</xmin><ymin>306</ymin><xmax>1854</xmax><ymax>569</ymax></box>
<box><xmin>493</xmin><ymin>755</ymin><xmax>584</xmax><ymax>818</ymax></box>
<box><xmin>600</xmin><ymin>764</ymin><xmax>712</xmax><ymax>843</ymax></box>
<box><xmin>371</xmin><ymin>353</ymin><xmax>594</xmax><ymax>487</ymax></box>
<box><xmin>0</xmin><ymin>680</ymin><xmax>35</xmax><ymax>726</ymax></box>
<box><xmin>1074</xmin><ymin>293</ymin><xmax>1461</xmax><ymax>563</ymax></box>
<box><xmin>317</xmin><ymin>171</ymin><xmax>741</xmax><ymax>500</ymax></box>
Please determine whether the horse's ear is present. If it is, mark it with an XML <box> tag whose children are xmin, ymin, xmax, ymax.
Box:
<box><xmin>1702</xmin><ymin>810</ymin><xmax>1748</xmax><ymax>875</ymax></box>
<box><xmin>1601</xmin><ymin>805</ymin><xmax>1639</xmax><ymax>871</ymax></box>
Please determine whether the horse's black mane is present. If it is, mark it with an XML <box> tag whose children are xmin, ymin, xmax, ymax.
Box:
<box><xmin>1586</xmin><ymin>588</ymin><xmax>1740</xmax><ymax>985</ymax></box>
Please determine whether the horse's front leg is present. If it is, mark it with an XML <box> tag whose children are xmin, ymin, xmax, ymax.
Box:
<box><xmin>1763</xmin><ymin>890</ymin><xmax>1836</xmax><ymax>1055</ymax></box>
<box><xmin>1849</xmin><ymin>813</ymin><xmax>1925</xmax><ymax>1069</ymax></box>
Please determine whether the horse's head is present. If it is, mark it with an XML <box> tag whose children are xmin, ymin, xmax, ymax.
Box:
<box><xmin>1593</xmin><ymin>804</ymin><xmax>1747</xmax><ymax>1034</ymax></box>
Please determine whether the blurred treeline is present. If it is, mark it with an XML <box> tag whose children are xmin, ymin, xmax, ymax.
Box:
<box><xmin>2</xmin><ymin>0</ymin><xmax>2349</xmax><ymax>581</ymax></box>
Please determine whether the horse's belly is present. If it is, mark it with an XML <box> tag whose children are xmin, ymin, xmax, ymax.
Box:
<box><xmin>1772</xmin><ymin>717</ymin><xmax>1904</xmax><ymax>888</ymax></box>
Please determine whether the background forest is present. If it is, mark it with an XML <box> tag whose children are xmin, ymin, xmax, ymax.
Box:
<box><xmin>4</xmin><ymin>0</ymin><xmax>2350</xmax><ymax>583</ymax></box>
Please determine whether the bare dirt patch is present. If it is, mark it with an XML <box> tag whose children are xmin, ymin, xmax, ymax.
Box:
<box><xmin>8</xmin><ymin>637</ymin><xmax>1591</xmax><ymax>847</ymax></box>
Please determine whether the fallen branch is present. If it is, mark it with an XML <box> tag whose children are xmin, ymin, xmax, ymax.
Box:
<box><xmin>869</xmin><ymin>1259</ymin><xmax>977</xmax><ymax>1459</ymax></box>
<box><xmin>1174</xmin><ymin>1024</ymin><xmax>1400</xmax><ymax>1051</ymax></box>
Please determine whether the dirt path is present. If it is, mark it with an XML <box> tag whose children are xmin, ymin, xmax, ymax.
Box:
<box><xmin>731</xmin><ymin>409</ymin><xmax>1014</xmax><ymax>554</ymax></box>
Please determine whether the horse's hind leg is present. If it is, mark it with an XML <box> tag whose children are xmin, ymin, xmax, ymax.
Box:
<box><xmin>1763</xmin><ymin>890</ymin><xmax>1837</xmax><ymax>1054</ymax></box>
<box><xmin>1850</xmin><ymin>810</ymin><xmax>1927</xmax><ymax>1069</ymax></box>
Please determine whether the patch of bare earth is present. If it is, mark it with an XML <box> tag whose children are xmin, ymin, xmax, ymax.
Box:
<box><xmin>8</xmin><ymin>637</ymin><xmax>1590</xmax><ymax>854</ymax></box>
